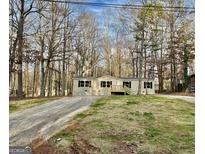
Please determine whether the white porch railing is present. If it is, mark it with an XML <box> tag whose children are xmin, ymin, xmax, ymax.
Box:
<box><xmin>111</xmin><ymin>85</ymin><xmax>131</xmax><ymax>95</ymax></box>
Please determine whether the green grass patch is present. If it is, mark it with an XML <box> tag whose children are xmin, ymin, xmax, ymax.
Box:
<box><xmin>129</xmin><ymin>111</ymin><xmax>140</xmax><ymax>116</ymax></box>
<box><xmin>145</xmin><ymin>127</ymin><xmax>161</xmax><ymax>138</ymax></box>
<box><xmin>143</xmin><ymin>112</ymin><xmax>155</xmax><ymax>120</ymax></box>
<box><xmin>126</xmin><ymin>101</ymin><xmax>140</xmax><ymax>105</ymax></box>
<box><xmin>88</xmin><ymin>120</ymin><xmax>110</xmax><ymax>129</ymax></box>
<box><xmin>99</xmin><ymin>134</ymin><xmax>122</xmax><ymax>142</ymax></box>
<box><xmin>91</xmin><ymin>98</ymin><xmax>107</xmax><ymax>108</ymax></box>
<box><xmin>56</xmin><ymin>131</ymin><xmax>74</xmax><ymax>141</ymax></box>
<box><xmin>49</xmin><ymin>95</ymin><xmax>194</xmax><ymax>153</ymax></box>
<box><xmin>75</xmin><ymin>113</ymin><xmax>87</xmax><ymax>119</ymax></box>
<box><xmin>9</xmin><ymin>104</ymin><xmax>18</xmax><ymax>112</ymax></box>
<box><xmin>9</xmin><ymin>97</ymin><xmax>61</xmax><ymax>112</ymax></box>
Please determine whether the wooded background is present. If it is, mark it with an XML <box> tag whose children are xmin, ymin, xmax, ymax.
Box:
<box><xmin>9</xmin><ymin>0</ymin><xmax>195</xmax><ymax>98</ymax></box>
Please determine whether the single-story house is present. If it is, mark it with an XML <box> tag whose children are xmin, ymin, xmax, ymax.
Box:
<box><xmin>72</xmin><ymin>75</ymin><xmax>155</xmax><ymax>96</ymax></box>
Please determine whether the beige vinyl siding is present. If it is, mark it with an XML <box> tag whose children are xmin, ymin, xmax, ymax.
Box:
<box><xmin>72</xmin><ymin>75</ymin><xmax>155</xmax><ymax>96</ymax></box>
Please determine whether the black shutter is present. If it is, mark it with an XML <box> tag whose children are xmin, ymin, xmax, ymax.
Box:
<box><xmin>150</xmin><ymin>82</ymin><xmax>152</xmax><ymax>89</ymax></box>
<box><xmin>78</xmin><ymin>81</ymin><xmax>80</xmax><ymax>87</ymax></box>
<box><xmin>144</xmin><ymin>82</ymin><xmax>146</xmax><ymax>88</ymax></box>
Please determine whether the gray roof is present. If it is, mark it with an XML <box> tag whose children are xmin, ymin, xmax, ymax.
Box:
<box><xmin>73</xmin><ymin>75</ymin><xmax>154</xmax><ymax>80</ymax></box>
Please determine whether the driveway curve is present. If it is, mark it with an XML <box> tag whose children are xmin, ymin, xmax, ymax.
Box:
<box><xmin>9</xmin><ymin>96</ymin><xmax>102</xmax><ymax>146</ymax></box>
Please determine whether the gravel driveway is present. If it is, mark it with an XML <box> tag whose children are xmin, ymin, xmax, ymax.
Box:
<box><xmin>157</xmin><ymin>94</ymin><xmax>195</xmax><ymax>103</ymax></box>
<box><xmin>9</xmin><ymin>96</ymin><xmax>102</xmax><ymax>146</ymax></box>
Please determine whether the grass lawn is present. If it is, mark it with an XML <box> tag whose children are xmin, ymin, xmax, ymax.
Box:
<box><xmin>33</xmin><ymin>95</ymin><xmax>195</xmax><ymax>154</ymax></box>
<box><xmin>9</xmin><ymin>97</ymin><xmax>62</xmax><ymax>113</ymax></box>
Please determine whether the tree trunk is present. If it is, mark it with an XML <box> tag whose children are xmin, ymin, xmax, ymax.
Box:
<box><xmin>144</xmin><ymin>46</ymin><xmax>147</xmax><ymax>78</ymax></box>
<box><xmin>40</xmin><ymin>43</ymin><xmax>45</xmax><ymax>96</ymax></box>
<box><xmin>183</xmin><ymin>45</ymin><xmax>189</xmax><ymax>91</ymax></box>
<box><xmin>58</xmin><ymin>61</ymin><xmax>61</xmax><ymax>96</ymax></box>
<box><xmin>16</xmin><ymin>0</ymin><xmax>25</xmax><ymax>98</ymax></box>
<box><xmin>159</xmin><ymin>44</ymin><xmax>164</xmax><ymax>92</ymax></box>
<box><xmin>35</xmin><ymin>61</ymin><xmax>40</xmax><ymax>96</ymax></box>
<box><xmin>55</xmin><ymin>70</ymin><xmax>58</xmax><ymax>96</ymax></box>
<box><xmin>43</xmin><ymin>1</ymin><xmax>54</xmax><ymax>96</ymax></box>
<box><xmin>137</xmin><ymin>17</ymin><xmax>145</xmax><ymax>95</ymax></box>
<box><xmin>47</xmin><ymin>66</ymin><xmax>53</xmax><ymax>97</ymax></box>
<box><xmin>9</xmin><ymin>0</ymin><xmax>17</xmax><ymax>92</ymax></box>
<box><xmin>25</xmin><ymin>62</ymin><xmax>29</xmax><ymax>96</ymax></box>
<box><xmin>62</xmin><ymin>13</ymin><xmax>67</xmax><ymax>96</ymax></box>
<box><xmin>32</xmin><ymin>60</ymin><xmax>37</xmax><ymax>97</ymax></box>
<box><xmin>131</xmin><ymin>51</ymin><xmax>135</xmax><ymax>78</ymax></box>
<box><xmin>136</xmin><ymin>52</ymin><xmax>139</xmax><ymax>78</ymax></box>
<box><xmin>173</xmin><ymin>54</ymin><xmax>176</xmax><ymax>92</ymax></box>
<box><xmin>9</xmin><ymin>37</ymin><xmax>18</xmax><ymax>85</ymax></box>
<box><xmin>119</xmin><ymin>50</ymin><xmax>121</xmax><ymax>78</ymax></box>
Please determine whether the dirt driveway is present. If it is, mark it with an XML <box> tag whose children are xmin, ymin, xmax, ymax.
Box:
<box><xmin>9</xmin><ymin>96</ymin><xmax>102</xmax><ymax>146</ymax></box>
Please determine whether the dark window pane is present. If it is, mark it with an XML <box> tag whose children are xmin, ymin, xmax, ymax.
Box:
<box><xmin>144</xmin><ymin>82</ymin><xmax>152</xmax><ymax>89</ymax></box>
<box><xmin>148</xmin><ymin>82</ymin><xmax>150</xmax><ymax>88</ymax></box>
<box><xmin>85</xmin><ymin>81</ymin><xmax>91</xmax><ymax>87</ymax></box>
<box><xmin>85</xmin><ymin>81</ymin><xmax>88</xmax><ymax>87</ymax></box>
<box><xmin>80</xmin><ymin>81</ymin><xmax>84</xmax><ymax>87</ymax></box>
<box><xmin>107</xmin><ymin>81</ymin><xmax>112</xmax><ymax>87</ymax></box>
<box><xmin>123</xmin><ymin>81</ymin><xmax>131</xmax><ymax>88</ymax></box>
<box><xmin>101</xmin><ymin>81</ymin><xmax>106</xmax><ymax>87</ymax></box>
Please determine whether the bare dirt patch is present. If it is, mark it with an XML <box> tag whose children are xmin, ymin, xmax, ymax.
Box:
<box><xmin>31</xmin><ymin>140</ymin><xmax>67</xmax><ymax>154</ymax></box>
<box><xmin>69</xmin><ymin>138</ymin><xmax>101</xmax><ymax>154</ymax></box>
<box><xmin>112</xmin><ymin>141</ymin><xmax>138</xmax><ymax>154</ymax></box>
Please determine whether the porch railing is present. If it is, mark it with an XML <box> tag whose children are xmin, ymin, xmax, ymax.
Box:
<box><xmin>111</xmin><ymin>85</ymin><xmax>131</xmax><ymax>95</ymax></box>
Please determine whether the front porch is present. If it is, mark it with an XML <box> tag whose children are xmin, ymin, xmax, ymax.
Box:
<box><xmin>111</xmin><ymin>85</ymin><xmax>131</xmax><ymax>95</ymax></box>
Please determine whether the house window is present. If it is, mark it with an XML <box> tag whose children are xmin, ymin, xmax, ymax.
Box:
<box><xmin>101</xmin><ymin>81</ymin><xmax>112</xmax><ymax>87</ymax></box>
<box><xmin>101</xmin><ymin>81</ymin><xmax>106</xmax><ymax>87</ymax></box>
<box><xmin>78</xmin><ymin>81</ymin><xmax>91</xmax><ymax>87</ymax></box>
<box><xmin>123</xmin><ymin>81</ymin><xmax>131</xmax><ymax>88</ymax></box>
<box><xmin>78</xmin><ymin>81</ymin><xmax>84</xmax><ymax>87</ymax></box>
<box><xmin>144</xmin><ymin>82</ymin><xmax>152</xmax><ymax>89</ymax></box>
<box><xmin>107</xmin><ymin>81</ymin><xmax>112</xmax><ymax>87</ymax></box>
<box><xmin>85</xmin><ymin>81</ymin><xmax>91</xmax><ymax>87</ymax></box>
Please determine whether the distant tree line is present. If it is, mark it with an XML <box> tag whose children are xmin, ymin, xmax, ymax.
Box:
<box><xmin>9</xmin><ymin>0</ymin><xmax>194</xmax><ymax>97</ymax></box>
